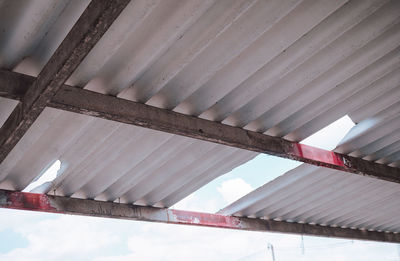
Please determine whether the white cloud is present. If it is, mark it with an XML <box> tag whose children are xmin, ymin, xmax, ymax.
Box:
<box><xmin>217</xmin><ymin>178</ymin><xmax>253</xmax><ymax>205</ymax></box>
<box><xmin>92</xmin><ymin>221</ymin><xmax>299</xmax><ymax>261</ymax></box>
<box><xmin>1</xmin><ymin>175</ymin><xmax>398</xmax><ymax>261</ymax></box>
<box><xmin>0</xmin><ymin>208</ymin><xmax>398</xmax><ymax>261</ymax></box>
<box><xmin>172</xmin><ymin>192</ymin><xmax>220</xmax><ymax>213</ymax></box>
<box><xmin>0</xmin><ymin>213</ymin><xmax>119</xmax><ymax>261</ymax></box>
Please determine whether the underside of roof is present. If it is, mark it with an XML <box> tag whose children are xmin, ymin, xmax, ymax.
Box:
<box><xmin>219</xmin><ymin>164</ymin><xmax>400</xmax><ymax>233</ymax></box>
<box><xmin>0</xmin><ymin>107</ymin><xmax>256</xmax><ymax>207</ymax></box>
<box><xmin>0</xmin><ymin>0</ymin><xmax>399</xmax><ymax>241</ymax></box>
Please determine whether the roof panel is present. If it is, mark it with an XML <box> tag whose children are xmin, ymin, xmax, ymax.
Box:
<box><xmin>219</xmin><ymin>164</ymin><xmax>400</xmax><ymax>232</ymax></box>
<box><xmin>0</xmin><ymin>0</ymin><xmax>399</xmax><ymax>228</ymax></box>
<box><xmin>0</xmin><ymin>107</ymin><xmax>257</xmax><ymax>206</ymax></box>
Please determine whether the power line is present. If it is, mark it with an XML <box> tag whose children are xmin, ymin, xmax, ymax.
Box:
<box><xmin>237</xmin><ymin>240</ymin><xmax>356</xmax><ymax>260</ymax></box>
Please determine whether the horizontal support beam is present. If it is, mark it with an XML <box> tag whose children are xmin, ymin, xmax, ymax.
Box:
<box><xmin>0</xmin><ymin>0</ymin><xmax>130</xmax><ymax>163</ymax></box>
<box><xmin>1</xmin><ymin>189</ymin><xmax>399</xmax><ymax>243</ymax></box>
<box><xmin>0</xmin><ymin>70</ymin><xmax>399</xmax><ymax>183</ymax></box>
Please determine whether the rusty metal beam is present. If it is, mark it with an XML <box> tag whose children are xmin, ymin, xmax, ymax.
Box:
<box><xmin>0</xmin><ymin>189</ymin><xmax>399</xmax><ymax>243</ymax></box>
<box><xmin>0</xmin><ymin>0</ymin><xmax>130</xmax><ymax>163</ymax></box>
<box><xmin>0</xmin><ymin>69</ymin><xmax>399</xmax><ymax>184</ymax></box>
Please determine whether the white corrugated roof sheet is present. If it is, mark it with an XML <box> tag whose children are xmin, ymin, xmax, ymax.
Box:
<box><xmin>0</xmin><ymin>0</ymin><xmax>399</xmax><ymax>229</ymax></box>
<box><xmin>219</xmin><ymin>164</ymin><xmax>400</xmax><ymax>232</ymax></box>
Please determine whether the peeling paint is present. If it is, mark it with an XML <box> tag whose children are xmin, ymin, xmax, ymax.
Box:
<box><xmin>1</xmin><ymin>190</ymin><xmax>400</xmax><ymax>243</ymax></box>
<box><xmin>292</xmin><ymin>143</ymin><xmax>345</xmax><ymax>167</ymax></box>
<box><xmin>170</xmin><ymin>209</ymin><xmax>241</xmax><ymax>228</ymax></box>
<box><xmin>0</xmin><ymin>190</ymin><xmax>58</xmax><ymax>212</ymax></box>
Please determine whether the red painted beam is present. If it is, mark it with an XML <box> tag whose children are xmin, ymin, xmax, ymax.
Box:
<box><xmin>292</xmin><ymin>143</ymin><xmax>346</xmax><ymax>167</ymax></box>
<box><xmin>168</xmin><ymin>209</ymin><xmax>241</xmax><ymax>228</ymax></box>
<box><xmin>3</xmin><ymin>190</ymin><xmax>59</xmax><ymax>212</ymax></box>
<box><xmin>1</xmin><ymin>189</ymin><xmax>400</xmax><ymax>243</ymax></box>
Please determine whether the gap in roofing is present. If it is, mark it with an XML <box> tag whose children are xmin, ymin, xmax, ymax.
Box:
<box><xmin>0</xmin><ymin>97</ymin><xmax>18</xmax><ymax>128</ymax></box>
<box><xmin>172</xmin><ymin>115</ymin><xmax>355</xmax><ymax>213</ymax></box>
<box><xmin>301</xmin><ymin>115</ymin><xmax>355</xmax><ymax>150</ymax></box>
<box><xmin>23</xmin><ymin>160</ymin><xmax>61</xmax><ymax>193</ymax></box>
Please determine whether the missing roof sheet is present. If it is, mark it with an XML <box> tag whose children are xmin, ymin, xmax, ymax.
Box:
<box><xmin>23</xmin><ymin>160</ymin><xmax>61</xmax><ymax>193</ymax></box>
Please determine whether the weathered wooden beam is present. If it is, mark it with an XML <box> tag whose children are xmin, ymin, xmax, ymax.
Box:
<box><xmin>0</xmin><ymin>69</ymin><xmax>399</xmax><ymax>184</ymax></box>
<box><xmin>0</xmin><ymin>70</ymin><xmax>33</xmax><ymax>101</ymax></box>
<box><xmin>51</xmin><ymin>86</ymin><xmax>400</xmax><ymax>183</ymax></box>
<box><xmin>0</xmin><ymin>189</ymin><xmax>399</xmax><ymax>243</ymax></box>
<box><xmin>0</xmin><ymin>0</ymin><xmax>130</xmax><ymax>163</ymax></box>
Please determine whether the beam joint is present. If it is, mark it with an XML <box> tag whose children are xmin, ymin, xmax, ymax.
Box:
<box><xmin>0</xmin><ymin>0</ymin><xmax>130</xmax><ymax>163</ymax></box>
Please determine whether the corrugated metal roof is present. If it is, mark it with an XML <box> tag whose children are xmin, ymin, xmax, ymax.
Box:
<box><xmin>218</xmin><ymin>164</ymin><xmax>400</xmax><ymax>232</ymax></box>
<box><xmin>0</xmin><ymin>107</ymin><xmax>256</xmax><ymax>207</ymax></box>
<box><xmin>335</xmin><ymin>101</ymin><xmax>400</xmax><ymax>167</ymax></box>
<box><xmin>0</xmin><ymin>0</ymin><xmax>399</xmax><ymax>218</ymax></box>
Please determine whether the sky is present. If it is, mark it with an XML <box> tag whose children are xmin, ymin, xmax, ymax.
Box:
<box><xmin>0</xmin><ymin>115</ymin><xmax>399</xmax><ymax>260</ymax></box>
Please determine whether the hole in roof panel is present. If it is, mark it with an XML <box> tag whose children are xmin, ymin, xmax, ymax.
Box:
<box><xmin>300</xmin><ymin>115</ymin><xmax>355</xmax><ymax>150</ymax></box>
<box><xmin>172</xmin><ymin>116</ymin><xmax>355</xmax><ymax>213</ymax></box>
<box><xmin>0</xmin><ymin>97</ymin><xmax>19</xmax><ymax>128</ymax></box>
<box><xmin>172</xmin><ymin>154</ymin><xmax>302</xmax><ymax>213</ymax></box>
<box><xmin>23</xmin><ymin>160</ymin><xmax>61</xmax><ymax>193</ymax></box>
